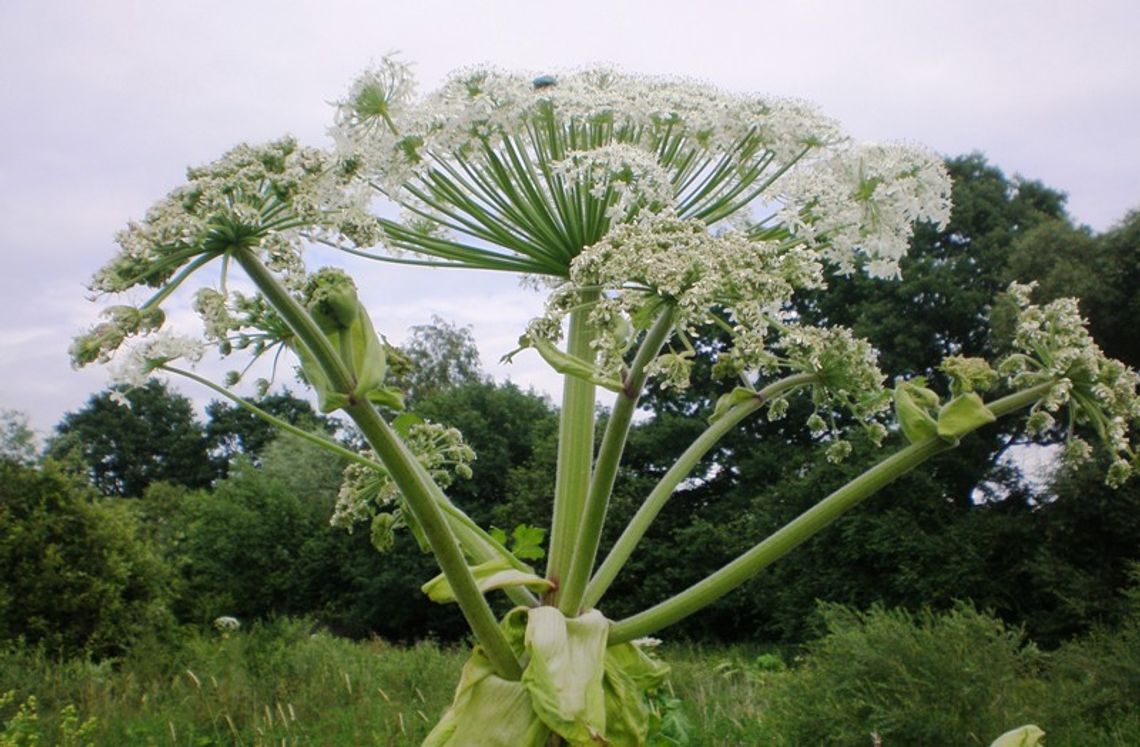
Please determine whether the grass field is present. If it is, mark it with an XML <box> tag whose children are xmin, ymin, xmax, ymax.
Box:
<box><xmin>2</xmin><ymin>608</ymin><xmax>1137</xmax><ymax>746</ymax></box>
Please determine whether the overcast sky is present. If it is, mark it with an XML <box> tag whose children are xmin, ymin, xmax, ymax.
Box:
<box><xmin>1</xmin><ymin>0</ymin><xmax>1138</xmax><ymax>438</ymax></box>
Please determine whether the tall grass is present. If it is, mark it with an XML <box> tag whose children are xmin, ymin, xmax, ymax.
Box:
<box><xmin>2</xmin><ymin>609</ymin><xmax>1138</xmax><ymax>745</ymax></box>
<box><xmin>0</xmin><ymin>619</ymin><xmax>465</xmax><ymax>746</ymax></box>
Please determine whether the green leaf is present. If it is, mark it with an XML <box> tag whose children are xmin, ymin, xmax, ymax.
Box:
<box><xmin>531</xmin><ymin>337</ymin><xmax>624</xmax><ymax>393</ymax></box>
<box><xmin>346</xmin><ymin>304</ymin><xmax>388</xmax><ymax>401</ymax></box>
<box><xmin>709</xmin><ymin>387</ymin><xmax>758</xmax><ymax>424</ymax></box>
<box><xmin>989</xmin><ymin>725</ymin><xmax>1045</xmax><ymax>747</ymax></box>
<box><xmin>391</xmin><ymin>411</ymin><xmax>424</xmax><ymax>436</ymax></box>
<box><xmin>423</xmin><ymin>647</ymin><xmax>549</xmax><ymax>747</ymax></box>
<box><xmin>511</xmin><ymin>524</ymin><xmax>547</xmax><ymax>561</ymax></box>
<box><xmin>601</xmin><ymin>642</ymin><xmax>672</xmax><ymax>746</ymax></box>
<box><xmin>421</xmin><ymin>559</ymin><xmax>553</xmax><ymax>603</ymax></box>
<box><xmin>894</xmin><ymin>382</ymin><xmax>938</xmax><ymax>443</ymax></box>
<box><xmin>522</xmin><ymin>607</ymin><xmax>609</xmax><ymax>744</ymax></box>
<box><xmin>366</xmin><ymin>387</ymin><xmax>405</xmax><ymax>411</ymax></box>
<box><xmin>292</xmin><ymin>340</ymin><xmax>349</xmax><ymax>413</ymax></box>
<box><xmin>936</xmin><ymin>392</ymin><xmax>997</xmax><ymax>441</ymax></box>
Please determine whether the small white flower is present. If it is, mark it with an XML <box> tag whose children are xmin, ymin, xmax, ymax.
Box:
<box><xmin>107</xmin><ymin>331</ymin><xmax>205</xmax><ymax>388</ymax></box>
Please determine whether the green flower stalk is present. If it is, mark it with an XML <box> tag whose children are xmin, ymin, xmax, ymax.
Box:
<box><xmin>73</xmin><ymin>59</ymin><xmax>1139</xmax><ymax>745</ymax></box>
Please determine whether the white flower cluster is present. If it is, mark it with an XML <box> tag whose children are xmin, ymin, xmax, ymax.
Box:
<box><xmin>527</xmin><ymin>212</ymin><xmax>824</xmax><ymax>387</ymax></box>
<box><xmin>1000</xmin><ymin>282</ymin><xmax>1140</xmax><ymax>486</ymax></box>
<box><xmin>779</xmin><ymin>142</ymin><xmax>952</xmax><ymax>279</ymax></box>
<box><xmin>331</xmin><ymin>61</ymin><xmax>869</xmax><ymax>270</ymax></box>
<box><xmin>69</xmin><ymin>305</ymin><xmax>165</xmax><ymax>368</ymax></box>
<box><xmin>92</xmin><ymin>137</ymin><xmax>376</xmax><ymax>296</ymax></box>
<box><xmin>550</xmin><ymin>144</ymin><xmax>674</xmax><ymax>222</ymax></box>
<box><xmin>331</xmin><ymin>419</ymin><xmax>476</xmax><ymax>530</ymax></box>
<box><xmin>106</xmin><ymin>330</ymin><xmax>205</xmax><ymax>388</ymax></box>
<box><xmin>75</xmin><ymin>137</ymin><xmax>380</xmax><ymax>386</ymax></box>
<box><xmin>332</xmin><ymin>59</ymin><xmax>952</xmax><ymax>287</ymax></box>
<box><xmin>769</xmin><ymin>323</ymin><xmax>891</xmax><ymax>456</ymax></box>
<box><xmin>334</xmin><ymin>64</ymin><xmax>841</xmax><ymax>194</ymax></box>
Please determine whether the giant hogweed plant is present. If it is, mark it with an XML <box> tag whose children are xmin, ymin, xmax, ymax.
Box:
<box><xmin>73</xmin><ymin>61</ymin><xmax>1139</xmax><ymax>745</ymax></box>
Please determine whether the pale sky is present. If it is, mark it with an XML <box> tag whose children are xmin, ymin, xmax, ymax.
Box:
<box><xmin>1</xmin><ymin>0</ymin><xmax>1138</xmax><ymax>438</ymax></box>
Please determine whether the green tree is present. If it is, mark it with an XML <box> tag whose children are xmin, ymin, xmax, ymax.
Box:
<box><xmin>0</xmin><ymin>461</ymin><xmax>173</xmax><ymax>657</ymax></box>
<box><xmin>1007</xmin><ymin>210</ymin><xmax>1140</xmax><ymax>368</ymax></box>
<box><xmin>392</xmin><ymin>316</ymin><xmax>484</xmax><ymax>404</ymax></box>
<box><xmin>0</xmin><ymin>409</ymin><xmax>37</xmax><ymax>465</ymax></box>
<box><xmin>204</xmin><ymin>389</ymin><xmax>336</xmax><ymax>474</ymax></box>
<box><xmin>411</xmin><ymin>380</ymin><xmax>558</xmax><ymax>530</ymax></box>
<box><xmin>48</xmin><ymin>381</ymin><xmax>213</xmax><ymax>497</ymax></box>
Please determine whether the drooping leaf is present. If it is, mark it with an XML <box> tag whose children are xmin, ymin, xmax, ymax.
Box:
<box><xmin>421</xmin><ymin>558</ymin><xmax>553</xmax><ymax>603</ymax></box>
<box><xmin>423</xmin><ymin>647</ymin><xmax>549</xmax><ymax>747</ymax></box>
<box><xmin>601</xmin><ymin>642</ymin><xmax>672</xmax><ymax>746</ymax></box>
<box><xmin>531</xmin><ymin>337</ymin><xmax>624</xmax><ymax>393</ymax></box>
<box><xmin>989</xmin><ymin>724</ymin><xmax>1045</xmax><ymax>747</ymax></box>
<box><xmin>292</xmin><ymin>340</ymin><xmax>349</xmax><ymax>413</ymax></box>
<box><xmin>522</xmin><ymin>607</ymin><xmax>609</xmax><ymax>744</ymax></box>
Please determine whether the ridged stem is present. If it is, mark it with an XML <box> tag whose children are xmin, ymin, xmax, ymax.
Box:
<box><xmin>559</xmin><ymin>306</ymin><xmax>676</xmax><ymax>614</ymax></box>
<box><xmin>585</xmin><ymin>372</ymin><xmax>818</xmax><ymax>608</ymax></box>
<box><xmin>232</xmin><ymin>249</ymin><xmax>522</xmax><ymax>679</ymax></box>
<box><xmin>608</xmin><ymin>381</ymin><xmax>1056</xmax><ymax>644</ymax></box>
<box><xmin>545</xmin><ymin>290</ymin><xmax>599</xmax><ymax>602</ymax></box>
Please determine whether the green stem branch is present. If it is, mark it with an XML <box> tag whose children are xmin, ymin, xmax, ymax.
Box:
<box><xmin>559</xmin><ymin>306</ymin><xmax>676</xmax><ymax>614</ymax></box>
<box><xmin>545</xmin><ymin>290</ymin><xmax>600</xmax><ymax>602</ymax></box>
<box><xmin>231</xmin><ymin>248</ymin><xmax>523</xmax><ymax>678</ymax></box>
<box><xmin>585</xmin><ymin>372</ymin><xmax>818</xmax><ymax>608</ymax></box>
<box><xmin>608</xmin><ymin>382</ymin><xmax>1056</xmax><ymax>644</ymax></box>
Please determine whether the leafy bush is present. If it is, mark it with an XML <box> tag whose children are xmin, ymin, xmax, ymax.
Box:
<box><xmin>0</xmin><ymin>461</ymin><xmax>174</xmax><ymax>658</ymax></box>
<box><xmin>756</xmin><ymin>602</ymin><xmax>1046</xmax><ymax>745</ymax></box>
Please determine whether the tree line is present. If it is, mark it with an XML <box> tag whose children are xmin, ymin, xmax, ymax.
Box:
<box><xmin>2</xmin><ymin>153</ymin><xmax>1138</xmax><ymax>659</ymax></box>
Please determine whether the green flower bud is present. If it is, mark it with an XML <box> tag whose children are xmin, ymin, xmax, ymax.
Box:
<box><xmin>304</xmin><ymin>268</ymin><xmax>360</xmax><ymax>333</ymax></box>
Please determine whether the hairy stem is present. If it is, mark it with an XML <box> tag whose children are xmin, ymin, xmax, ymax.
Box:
<box><xmin>608</xmin><ymin>382</ymin><xmax>1056</xmax><ymax>643</ymax></box>
<box><xmin>584</xmin><ymin>372</ymin><xmax>818</xmax><ymax>608</ymax></box>
<box><xmin>560</xmin><ymin>306</ymin><xmax>676</xmax><ymax>614</ymax></box>
<box><xmin>545</xmin><ymin>290</ymin><xmax>599</xmax><ymax>602</ymax></box>
<box><xmin>231</xmin><ymin>248</ymin><xmax>522</xmax><ymax>678</ymax></box>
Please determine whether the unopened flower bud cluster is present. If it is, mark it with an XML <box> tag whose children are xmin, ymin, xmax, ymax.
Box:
<box><xmin>331</xmin><ymin>420</ymin><xmax>476</xmax><ymax>529</ymax></box>
<box><xmin>1000</xmin><ymin>282</ymin><xmax>1140</xmax><ymax>486</ymax></box>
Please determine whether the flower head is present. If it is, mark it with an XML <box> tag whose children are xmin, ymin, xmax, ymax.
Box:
<box><xmin>1000</xmin><ymin>282</ymin><xmax>1140</xmax><ymax>484</ymax></box>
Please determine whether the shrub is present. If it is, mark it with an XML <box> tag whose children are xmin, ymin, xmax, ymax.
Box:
<box><xmin>757</xmin><ymin>602</ymin><xmax>1046</xmax><ymax>745</ymax></box>
<box><xmin>0</xmin><ymin>461</ymin><xmax>173</xmax><ymax>658</ymax></box>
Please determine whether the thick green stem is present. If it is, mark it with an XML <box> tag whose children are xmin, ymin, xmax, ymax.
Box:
<box><xmin>560</xmin><ymin>306</ymin><xmax>676</xmax><ymax>614</ymax></box>
<box><xmin>346</xmin><ymin>401</ymin><xmax>523</xmax><ymax>676</ymax></box>
<box><xmin>608</xmin><ymin>382</ymin><xmax>1056</xmax><ymax>644</ymax></box>
<box><xmin>231</xmin><ymin>249</ymin><xmax>522</xmax><ymax>679</ymax></box>
<box><xmin>546</xmin><ymin>290</ymin><xmax>599</xmax><ymax>602</ymax></box>
<box><xmin>584</xmin><ymin>372</ymin><xmax>818</xmax><ymax>608</ymax></box>
<box><xmin>163</xmin><ymin>363</ymin><xmax>537</xmax><ymax>608</ymax></box>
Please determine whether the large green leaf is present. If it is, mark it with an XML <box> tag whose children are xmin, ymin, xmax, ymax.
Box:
<box><xmin>522</xmin><ymin>607</ymin><xmax>609</xmax><ymax>744</ymax></box>
<box><xmin>601</xmin><ymin>642</ymin><xmax>671</xmax><ymax>746</ymax></box>
<box><xmin>423</xmin><ymin>647</ymin><xmax>549</xmax><ymax>747</ymax></box>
